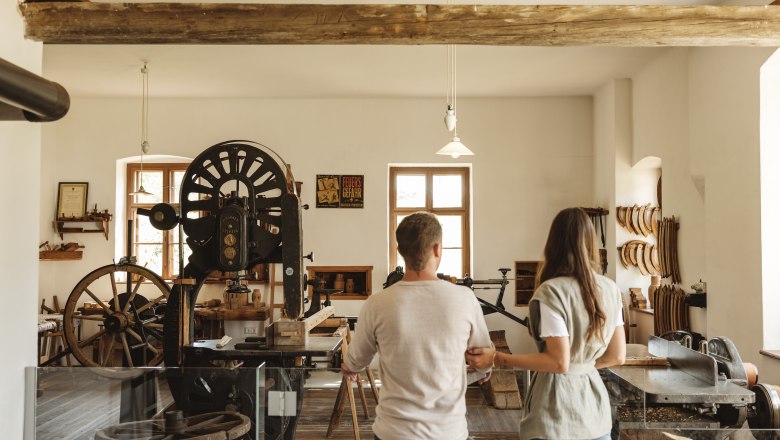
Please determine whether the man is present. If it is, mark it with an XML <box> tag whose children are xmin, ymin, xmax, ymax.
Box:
<box><xmin>342</xmin><ymin>211</ymin><xmax>493</xmax><ymax>440</ymax></box>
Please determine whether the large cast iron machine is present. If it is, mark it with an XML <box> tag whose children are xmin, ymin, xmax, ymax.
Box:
<box><xmin>146</xmin><ymin>140</ymin><xmax>338</xmax><ymax>439</ymax></box>
<box><xmin>58</xmin><ymin>140</ymin><xmax>340</xmax><ymax>439</ymax></box>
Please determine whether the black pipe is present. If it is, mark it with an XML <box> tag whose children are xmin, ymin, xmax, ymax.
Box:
<box><xmin>0</xmin><ymin>57</ymin><xmax>70</xmax><ymax>122</ymax></box>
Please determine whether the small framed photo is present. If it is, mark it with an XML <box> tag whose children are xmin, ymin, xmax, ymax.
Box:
<box><xmin>57</xmin><ymin>182</ymin><xmax>88</xmax><ymax>219</ymax></box>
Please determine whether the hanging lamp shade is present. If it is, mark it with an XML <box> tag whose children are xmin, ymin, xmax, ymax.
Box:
<box><xmin>129</xmin><ymin>184</ymin><xmax>153</xmax><ymax>197</ymax></box>
<box><xmin>438</xmin><ymin>44</ymin><xmax>474</xmax><ymax>158</ymax></box>
<box><xmin>437</xmin><ymin>136</ymin><xmax>474</xmax><ymax>159</ymax></box>
<box><xmin>130</xmin><ymin>63</ymin><xmax>154</xmax><ymax>197</ymax></box>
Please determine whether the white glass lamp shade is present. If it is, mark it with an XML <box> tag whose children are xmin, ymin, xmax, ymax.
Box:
<box><xmin>436</xmin><ymin>136</ymin><xmax>474</xmax><ymax>159</ymax></box>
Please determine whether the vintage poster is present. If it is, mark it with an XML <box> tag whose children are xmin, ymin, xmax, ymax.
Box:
<box><xmin>316</xmin><ymin>175</ymin><xmax>340</xmax><ymax>208</ymax></box>
<box><xmin>340</xmin><ymin>175</ymin><xmax>364</xmax><ymax>208</ymax></box>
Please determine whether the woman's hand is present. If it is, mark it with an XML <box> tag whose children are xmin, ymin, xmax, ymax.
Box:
<box><xmin>465</xmin><ymin>347</ymin><xmax>495</xmax><ymax>370</ymax></box>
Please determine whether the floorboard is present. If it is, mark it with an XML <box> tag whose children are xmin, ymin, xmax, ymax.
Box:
<box><xmin>296</xmin><ymin>386</ymin><xmax>522</xmax><ymax>440</ymax></box>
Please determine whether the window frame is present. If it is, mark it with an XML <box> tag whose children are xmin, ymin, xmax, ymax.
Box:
<box><xmin>389</xmin><ymin>166</ymin><xmax>471</xmax><ymax>277</ymax></box>
<box><xmin>126</xmin><ymin>162</ymin><xmax>189</xmax><ymax>280</ymax></box>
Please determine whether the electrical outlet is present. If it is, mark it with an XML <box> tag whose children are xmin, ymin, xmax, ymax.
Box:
<box><xmin>243</xmin><ymin>327</ymin><xmax>257</xmax><ymax>335</ymax></box>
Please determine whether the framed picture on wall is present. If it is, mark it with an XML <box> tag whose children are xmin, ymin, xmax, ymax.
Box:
<box><xmin>316</xmin><ymin>175</ymin><xmax>340</xmax><ymax>208</ymax></box>
<box><xmin>56</xmin><ymin>182</ymin><xmax>88</xmax><ymax>219</ymax></box>
<box><xmin>340</xmin><ymin>175</ymin><xmax>364</xmax><ymax>208</ymax></box>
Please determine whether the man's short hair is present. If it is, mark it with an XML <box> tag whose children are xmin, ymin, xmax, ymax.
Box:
<box><xmin>396</xmin><ymin>212</ymin><xmax>442</xmax><ymax>272</ymax></box>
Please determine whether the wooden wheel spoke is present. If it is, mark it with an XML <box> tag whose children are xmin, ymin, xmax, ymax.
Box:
<box><xmin>73</xmin><ymin>314</ymin><xmax>105</xmax><ymax>321</ymax></box>
<box><xmin>101</xmin><ymin>336</ymin><xmax>116</xmax><ymax>367</ymax></box>
<box><xmin>122</xmin><ymin>274</ymin><xmax>147</xmax><ymax>313</ymax></box>
<box><xmin>84</xmin><ymin>288</ymin><xmax>111</xmax><ymax>313</ymax></box>
<box><xmin>109</xmin><ymin>272</ymin><xmax>120</xmax><ymax>312</ymax></box>
<box><xmin>146</xmin><ymin>343</ymin><xmax>160</xmax><ymax>355</ymax></box>
<box><xmin>77</xmin><ymin>329</ymin><xmax>107</xmax><ymax>348</ymax></box>
<box><xmin>148</xmin><ymin>352</ymin><xmax>164</xmax><ymax>366</ymax></box>
<box><xmin>120</xmin><ymin>333</ymin><xmax>134</xmax><ymax>368</ymax></box>
<box><xmin>126</xmin><ymin>327</ymin><xmax>145</xmax><ymax>344</ymax></box>
<box><xmin>135</xmin><ymin>295</ymin><xmax>165</xmax><ymax>314</ymax></box>
<box><xmin>142</xmin><ymin>325</ymin><xmax>164</xmax><ymax>341</ymax></box>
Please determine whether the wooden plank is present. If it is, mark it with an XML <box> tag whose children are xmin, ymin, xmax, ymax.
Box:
<box><xmin>18</xmin><ymin>2</ymin><xmax>780</xmax><ymax>46</ymax></box>
<box><xmin>304</xmin><ymin>306</ymin><xmax>335</xmax><ymax>332</ymax></box>
<box><xmin>39</xmin><ymin>250</ymin><xmax>82</xmax><ymax>260</ymax></box>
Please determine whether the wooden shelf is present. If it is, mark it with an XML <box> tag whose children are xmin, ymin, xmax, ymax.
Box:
<box><xmin>515</xmin><ymin>260</ymin><xmax>540</xmax><ymax>306</ymax></box>
<box><xmin>39</xmin><ymin>250</ymin><xmax>82</xmax><ymax>261</ymax></box>
<box><xmin>306</xmin><ymin>265</ymin><xmax>373</xmax><ymax>300</ymax></box>
<box><xmin>53</xmin><ymin>218</ymin><xmax>111</xmax><ymax>240</ymax></box>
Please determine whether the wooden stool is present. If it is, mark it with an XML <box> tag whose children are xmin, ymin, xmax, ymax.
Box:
<box><xmin>326</xmin><ymin>329</ymin><xmax>379</xmax><ymax>439</ymax></box>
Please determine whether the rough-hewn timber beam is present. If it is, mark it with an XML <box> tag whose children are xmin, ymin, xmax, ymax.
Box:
<box><xmin>19</xmin><ymin>2</ymin><xmax>780</xmax><ymax>46</ymax></box>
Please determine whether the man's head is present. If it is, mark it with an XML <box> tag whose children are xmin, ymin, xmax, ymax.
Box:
<box><xmin>396</xmin><ymin>212</ymin><xmax>443</xmax><ymax>273</ymax></box>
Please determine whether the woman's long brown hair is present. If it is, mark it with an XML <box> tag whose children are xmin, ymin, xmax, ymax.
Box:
<box><xmin>537</xmin><ymin>207</ymin><xmax>605</xmax><ymax>341</ymax></box>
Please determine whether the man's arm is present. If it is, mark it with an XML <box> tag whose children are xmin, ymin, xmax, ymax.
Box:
<box><xmin>466</xmin><ymin>295</ymin><xmax>494</xmax><ymax>374</ymax></box>
<box><xmin>342</xmin><ymin>302</ymin><xmax>378</xmax><ymax>375</ymax></box>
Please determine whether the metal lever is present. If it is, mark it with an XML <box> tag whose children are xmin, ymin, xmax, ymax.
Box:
<box><xmin>304</xmin><ymin>252</ymin><xmax>314</xmax><ymax>262</ymax></box>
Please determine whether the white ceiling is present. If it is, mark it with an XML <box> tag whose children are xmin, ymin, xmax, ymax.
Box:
<box><xmin>43</xmin><ymin>44</ymin><xmax>669</xmax><ymax>99</ymax></box>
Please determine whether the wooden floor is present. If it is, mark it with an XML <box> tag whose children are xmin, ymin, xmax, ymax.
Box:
<box><xmin>35</xmin><ymin>369</ymin><xmax>173</xmax><ymax>440</ymax></box>
<box><xmin>33</xmin><ymin>369</ymin><xmax>522</xmax><ymax>439</ymax></box>
<box><xmin>296</xmin><ymin>386</ymin><xmax>523</xmax><ymax>440</ymax></box>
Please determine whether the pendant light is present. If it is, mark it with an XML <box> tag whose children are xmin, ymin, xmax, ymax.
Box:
<box><xmin>130</xmin><ymin>62</ymin><xmax>153</xmax><ymax>197</ymax></box>
<box><xmin>436</xmin><ymin>44</ymin><xmax>474</xmax><ymax>159</ymax></box>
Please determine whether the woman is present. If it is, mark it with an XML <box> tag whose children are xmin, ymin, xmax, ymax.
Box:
<box><xmin>466</xmin><ymin>207</ymin><xmax>625</xmax><ymax>440</ymax></box>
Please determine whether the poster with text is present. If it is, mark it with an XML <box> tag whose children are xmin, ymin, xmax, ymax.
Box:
<box><xmin>340</xmin><ymin>175</ymin><xmax>364</xmax><ymax>208</ymax></box>
<box><xmin>316</xmin><ymin>175</ymin><xmax>340</xmax><ymax>208</ymax></box>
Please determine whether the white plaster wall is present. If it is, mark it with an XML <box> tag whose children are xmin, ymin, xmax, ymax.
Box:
<box><xmin>608</xmin><ymin>80</ymin><xmax>651</xmax><ymax>303</ymax></box>
<box><xmin>631</xmin><ymin>48</ymin><xmax>707</xmax><ymax>337</ymax></box>
<box><xmin>40</xmin><ymin>96</ymin><xmax>594</xmax><ymax>356</ymax></box>
<box><xmin>593</xmin><ymin>82</ymin><xmax>618</xmax><ymax>281</ymax></box>
<box><xmin>594</xmin><ymin>47</ymin><xmax>780</xmax><ymax>383</ymax></box>
<box><xmin>688</xmin><ymin>47</ymin><xmax>779</xmax><ymax>384</ymax></box>
<box><xmin>594</xmin><ymin>80</ymin><xmax>660</xmax><ymax>344</ymax></box>
<box><xmin>760</xmin><ymin>51</ymin><xmax>780</xmax><ymax>351</ymax></box>
<box><xmin>1</xmin><ymin>0</ymin><xmax>43</xmax><ymax>436</ymax></box>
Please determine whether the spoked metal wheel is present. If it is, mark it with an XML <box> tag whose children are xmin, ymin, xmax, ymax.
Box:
<box><xmin>63</xmin><ymin>264</ymin><xmax>170</xmax><ymax>370</ymax></box>
<box><xmin>180</xmin><ymin>140</ymin><xmax>289</xmax><ymax>267</ymax></box>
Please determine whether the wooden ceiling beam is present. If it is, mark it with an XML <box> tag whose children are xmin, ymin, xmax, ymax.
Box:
<box><xmin>19</xmin><ymin>2</ymin><xmax>780</xmax><ymax>46</ymax></box>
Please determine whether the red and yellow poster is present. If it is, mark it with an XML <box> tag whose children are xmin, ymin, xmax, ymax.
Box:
<box><xmin>340</xmin><ymin>175</ymin><xmax>364</xmax><ymax>208</ymax></box>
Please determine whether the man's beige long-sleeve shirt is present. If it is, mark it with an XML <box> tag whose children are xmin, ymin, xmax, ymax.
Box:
<box><xmin>345</xmin><ymin>280</ymin><xmax>493</xmax><ymax>440</ymax></box>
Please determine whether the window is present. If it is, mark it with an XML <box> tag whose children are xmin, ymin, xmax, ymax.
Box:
<box><xmin>126</xmin><ymin>162</ymin><xmax>190</xmax><ymax>279</ymax></box>
<box><xmin>389</xmin><ymin>167</ymin><xmax>470</xmax><ymax>277</ymax></box>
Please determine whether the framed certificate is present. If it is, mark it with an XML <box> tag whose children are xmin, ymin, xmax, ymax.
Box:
<box><xmin>57</xmin><ymin>182</ymin><xmax>88</xmax><ymax>219</ymax></box>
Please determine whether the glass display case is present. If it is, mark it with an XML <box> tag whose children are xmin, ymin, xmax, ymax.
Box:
<box><xmin>26</xmin><ymin>365</ymin><xmax>780</xmax><ymax>439</ymax></box>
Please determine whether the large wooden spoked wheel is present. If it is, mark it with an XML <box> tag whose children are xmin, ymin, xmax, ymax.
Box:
<box><xmin>94</xmin><ymin>411</ymin><xmax>251</xmax><ymax>440</ymax></box>
<box><xmin>63</xmin><ymin>264</ymin><xmax>171</xmax><ymax>370</ymax></box>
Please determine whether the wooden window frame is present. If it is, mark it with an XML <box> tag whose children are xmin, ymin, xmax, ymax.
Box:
<box><xmin>389</xmin><ymin>166</ymin><xmax>471</xmax><ymax>277</ymax></box>
<box><xmin>126</xmin><ymin>162</ymin><xmax>189</xmax><ymax>280</ymax></box>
